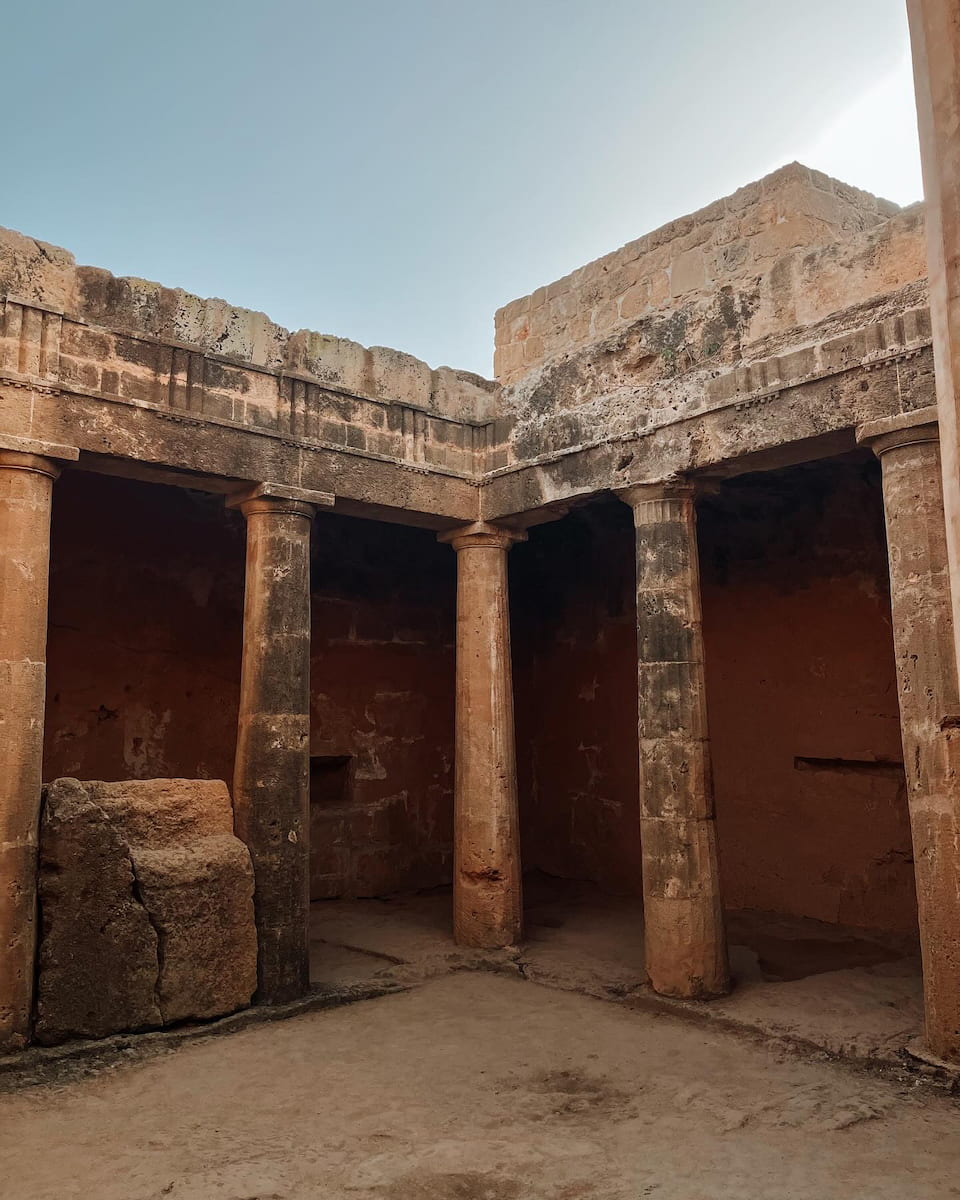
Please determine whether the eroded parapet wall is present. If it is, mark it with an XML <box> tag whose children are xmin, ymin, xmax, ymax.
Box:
<box><xmin>0</xmin><ymin>226</ymin><xmax>494</xmax><ymax>503</ymax></box>
<box><xmin>0</xmin><ymin>228</ymin><xmax>496</xmax><ymax>421</ymax></box>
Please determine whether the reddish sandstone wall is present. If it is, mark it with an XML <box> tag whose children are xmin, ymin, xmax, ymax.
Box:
<box><xmin>512</xmin><ymin>501</ymin><xmax>642</xmax><ymax>895</ymax></box>
<box><xmin>308</xmin><ymin>514</ymin><xmax>456</xmax><ymax>897</ymax></box>
<box><xmin>43</xmin><ymin>473</ymin><xmax>245</xmax><ymax>784</ymax></box>
<box><xmin>699</xmin><ymin>457</ymin><xmax>916</xmax><ymax>934</ymax></box>
<box><xmin>513</xmin><ymin>461</ymin><xmax>917</xmax><ymax>934</ymax></box>
<box><xmin>42</xmin><ymin>473</ymin><xmax>456</xmax><ymax>899</ymax></box>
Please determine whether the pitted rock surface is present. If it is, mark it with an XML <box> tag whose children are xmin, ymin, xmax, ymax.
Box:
<box><xmin>36</xmin><ymin>778</ymin><xmax>256</xmax><ymax>1043</ymax></box>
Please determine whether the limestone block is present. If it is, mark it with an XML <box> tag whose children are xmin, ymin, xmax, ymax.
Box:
<box><xmin>35</xmin><ymin>778</ymin><xmax>257</xmax><ymax>1044</ymax></box>
<box><xmin>494</xmin><ymin>342</ymin><xmax>524</xmax><ymax>381</ymax></box>
<box><xmin>619</xmin><ymin>282</ymin><xmax>651</xmax><ymax>321</ymax></box>
<box><xmin>369</xmin><ymin>345</ymin><xmax>433</xmax><ymax>408</ymax></box>
<box><xmin>132</xmin><ymin>837</ymin><xmax>258</xmax><ymax>1023</ymax></box>
<box><xmin>88</xmin><ymin>781</ymin><xmax>259</xmax><ymax>1019</ymax></box>
<box><xmin>86</xmin><ymin>777</ymin><xmax>236</xmax><ymax>841</ymax></box>
<box><xmin>285</xmin><ymin>330</ymin><xmax>372</xmax><ymax>396</ymax></box>
<box><xmin>172</xmin><ymin>296</ymin><xmax>286</xmax><ymax>370</ymax></box>
<box><xmin>0</xmin><ymin>226</ymin><xmax>77</xmax><ymax>312</ymax></box>
<box><xmin>491</xmin><ymin>162</ymin><xmax>910</xmax><ymax>389</ymax></box>
<box><xmin>432</xmin><ymin>367</ymin><xmax>498</xmax><ymax>422</ymax></box>
<box><xmin>35</xmin><ymin>779</ymin><xmax>161</xmax><ymax>1045</ymax></box>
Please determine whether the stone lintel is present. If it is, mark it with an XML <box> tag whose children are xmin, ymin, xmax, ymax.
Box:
<box><xmin>510</xmin><ymin>502</ymin><xmax>571</xmax><ymax>531</ymax></box>
<box><xmin>438</xmin><ymin>520</ymin><xmax>528</xmax><ymax>552</ymax></box>
<box><xmin>226</xmin><ymin>481</ymin><xmax>336</xmax><ymax>511</ymax></box>
<box><xmin>856</xmin><ymin>406</ymin><xmax>940</xmax><ymax>455</ymax></box>
<box><xmin>0</xmin><ymin>434</ymin><xmax>80</xmax><ymax>463</ymax></box>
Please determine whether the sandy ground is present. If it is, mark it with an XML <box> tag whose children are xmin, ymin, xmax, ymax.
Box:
<box><xmin>2</xmin><ymin>971</ymin><xmax>958</xmax><ymax>1200</ymax></box>
<box><xmin>309</xmin><ymin>878</ymin><xmax>924</xmax><ymax>1062</ymax></box>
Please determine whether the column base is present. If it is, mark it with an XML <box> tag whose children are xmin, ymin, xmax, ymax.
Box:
<box><xmin>641</xmin><ymin>816</ymin><xmax>730</xmax><ymax>1000</ymax></box>
<box><xmin>453</xmin><ymin>872</ymin><xmax>522</xmax><ymax>949</ymax></box>
<box><xmin>643</xmin><ymin>894</ymin><xmax>731</xmax><ymax>1000</ymax></box>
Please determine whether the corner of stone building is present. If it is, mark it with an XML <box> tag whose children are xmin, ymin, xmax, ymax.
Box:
<box><xmin>490</xmin><ymin>162</ymin><xmax>921</xmax><ymax>395</ymax></box>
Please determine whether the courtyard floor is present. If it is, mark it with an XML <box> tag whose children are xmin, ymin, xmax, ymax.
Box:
<box><xmin>1</xmin><ymin>878</ymin><xmax>949</xmax><ymax>1200</ymax></box>
<box><xmin>1</xmin><ymin>969</ymin><xmax>957</xmax><ymax>1200</ymax></box>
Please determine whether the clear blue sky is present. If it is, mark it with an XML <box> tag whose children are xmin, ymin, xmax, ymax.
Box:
<box><xmin>2</xmin><ymin>1</ymin><xmax>920</xmax><ymax>377</ymax></box>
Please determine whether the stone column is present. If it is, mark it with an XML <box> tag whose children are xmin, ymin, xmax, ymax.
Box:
<box><xmin>859</xmin><ymin>409</ymin><xmax>960</xmax><ymax>1061</ymax></box>
<box><xmin>0</xmin><ymin>437</ymin><xmax>77</xmax><ymax>1051</ymax></box>
<box><xmin>908</xmin><ymin>1</ymin><xmax>960</xmax><ymax>686</ymax></box>
<box><xmin>619</xmin><ymin>483</ymin><xmax>729</xmax><ymax>999</ymax></box>
<box><xmin>439</xmin><ymin>521</ymin><xmax>526</xmax><ymax>948</ymax></box>
<box><xmin>228</xmin><ymin>482</ymin><xmax>332</xmax><ymax>1005</ymax></box>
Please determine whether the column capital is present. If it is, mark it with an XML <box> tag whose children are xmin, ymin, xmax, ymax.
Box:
<box><xmin>856</xmin><ymin>406</ymin><xmax>939</xmax><ymax>457</ymax></box>
<box><xmin>438</xmin><ymin>520</ymin><xmax>527</xmax><ymax>552</ymax></box>
<box><xmin>616</xmin><ymin>478</ymin><xmax>696</xmax><ymax>508</ymax></box>
<box><xmin>0</xmin><ymin>434</ymin><xmax>79</xmax><ymax>481</ymax></box>
<box><xmin>226</xmin><ymin>481</ymin><xmax>335</xmax><ymax>521</ymax></box>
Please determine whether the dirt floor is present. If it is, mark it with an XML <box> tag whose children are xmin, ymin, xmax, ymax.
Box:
<box><xmin>0</xmin><ymin>879</ymin><xmax>946</xmax><ymax>1200</ymax></box>
<box><xmin>2</xmin><ymin>970</ymin><xmax>958</xmax><ymax>1200</ymax></box>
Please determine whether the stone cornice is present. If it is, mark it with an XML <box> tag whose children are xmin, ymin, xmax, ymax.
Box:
<box><xmin>0</xmin><ymin>295</ymin><xmax>938</xmax><ymax>523</ymax></box>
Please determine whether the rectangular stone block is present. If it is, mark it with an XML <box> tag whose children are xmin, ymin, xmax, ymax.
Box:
<box><xmin>35</xmin><ymin>779</ymin><xmax>161</xmax><ymax>1044</ymax></box>
<box><xmin>132</xmin><ymin>836</ymin><xmax>257</xmax><ymax>1024</ymax></box>
<box><xmin>35</xmin><ymin>778</ymin><xmax>257</xmax><ymax>1044</ymax></box>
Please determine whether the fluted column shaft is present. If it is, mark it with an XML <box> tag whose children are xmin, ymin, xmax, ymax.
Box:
<box><xmin>861</xmin><ymin>409</ymin><xmax>960</xmax><ymax>1061</ymax></box>
<box><xmin>440</xmin><ymin>522</ymin><xmax>525</xmax><ymax>948</ymax></box>
<box><xmin>620</xmin><ymin>483</ymin><xmax>729</xmax><ymax>999</ymax></box>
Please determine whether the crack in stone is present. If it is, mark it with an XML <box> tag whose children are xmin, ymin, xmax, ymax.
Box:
<box><xmin>128</xmin><ymin>860</ymin><xmax>165</xmax><ymax>1026</ymax></box>
<box><xmin>314</xmin><ymin>938</ymin><xmax>407</xmax><ymax>966</ymax></box>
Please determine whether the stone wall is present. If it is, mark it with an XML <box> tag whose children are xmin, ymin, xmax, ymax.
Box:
<box><xmin>700</xmin><ymin>457</ymin><xmax>916</xmax><ymax>933</ymax></box>
<box><xmin>0</xmin><ymin>291</ymin><xmax>487</xmax><ymax>485</ymax></box>
<box><xmin>0</xmin><ymin>167</ymin><xmax>934</xmax><ymax>525</ymax></box>
<box><xmin>512</xmin><ymin>500</ymin><xmax>641</xmax><ymax>894</ymax></box>
<box><xmin>494</xmin><ymin>163</ymin><xmax>921</xmax><ymax>387</ymax></box>
<box><xmin>479</xmin><ymin>302</ymin><xmax>936</xmax><ymax>519</ymax></box>
<box><xmin>482</xmin><ymin>168</ymin><xmax>932</xmax><ymax>504</ymax></box>
<box><xmin>44</xmin><ymin>473</ymin><xmax>245</xmax><ymax>783</ymax></box>
<box><xmin>42</xmin><ymin>471</ymin><xmax>455</xmax><ymax>898</ymax></box>
<box><xmin>307</xmin><ymin>512</ymin><xmax>456</xmax><ymax>897</ymax></box>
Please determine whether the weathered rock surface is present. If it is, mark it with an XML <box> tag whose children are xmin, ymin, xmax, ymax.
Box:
<box><xmin>133</xmin><ymin>837</ymin><xmax>258</xmax><ymax>1023</ymax></box>
<box><xmin>36</xmin><ymin>778</ymin><xmax>257</xmax><ymax>1044</ymax></box>
<box><xmin>35</xmin><ymin>779</ymin><xmax>161</xmax><ymax>1044</ymax></box>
